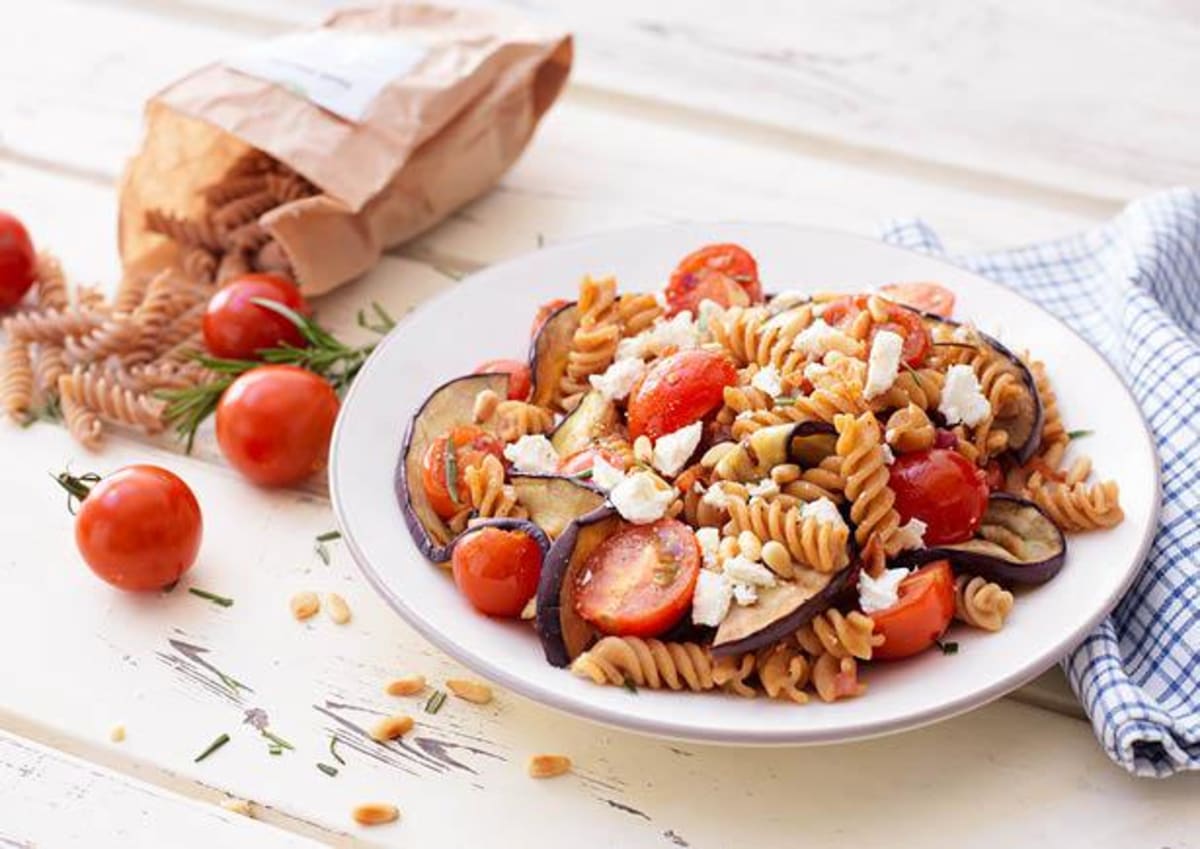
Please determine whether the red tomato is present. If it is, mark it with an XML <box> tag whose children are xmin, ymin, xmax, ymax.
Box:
<box><xmin>0</xmin><ymin>211</ymin><xmax>36</xmax><ymax>310</ymax></box>
<box><xmin>531</xmin><ymin>298</ymin><xmax>571</xmax><ymax>338</ymax></box>
<box><xmin>879</xmin><ymin>282</ymin><xmax>956</xmax><ymax>318</ymax></box>
<box><xmin>889</xmin><ymin>449</ymin><xmax>989</xmax><ymax>545</ymax></box>
<box><xmin>627</xmin><ymin>349</ymin><xmax>737</xmax><ymax>441</ymax></box>
<box><xmin>452</xmin><ymin>526</ymin><xmax>543</xmax><ymax>617</ymax></box>
<box><xmin>574</xmin><ymin>518</ymin><xmax>700</xmax><ymax>637</ymax></box>
<box><xmin>68</xmin><ymin>465</ymin><xmax>203</xmax><ymax>591</ymax></box>
<box><xmin>871</xmin><ymin>561</ymin><xmax>957</xmax><ymax>660</ymax></box>
<box><xmin>202</xmin><ymin>273</ymin><xmax>311</xmax><ymax>359</ymax></box>
<box><xmin>665</xmin><ymin>243</ymin><xmax>762</xmax><ymax>316</ymax></box>
<box><xmin>557</xmin><ymin>445</ymin><xmax>628</xmax><ymax>476</ymax></box>
<box><xmin>473</xmin><ymin>358</ymin><xmax>531</xmax><ymax>400</ymax></box>
<box><xmin>822</xmin><ymin>295</ymin><xmax>931</xmax><ymax>367</ymax></box>
<box><xmin>421</xmin><ymin>425</ymin><xmax>505</xmax><ymax>519</ymax></box>
<box><xmin>215</xmin><ymin>365</ymin><xmax>339</xmax><ymax>487</ymax></box>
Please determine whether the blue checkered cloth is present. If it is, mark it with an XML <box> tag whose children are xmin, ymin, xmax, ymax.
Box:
<box><xmin>880</xmin><ymin>188</ymin><xmax>1199</xmax><ymax>778</ymax></box>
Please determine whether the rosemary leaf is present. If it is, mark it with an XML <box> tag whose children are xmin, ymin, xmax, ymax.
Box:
<box><xmin>621</xmin><ymin>676</ymin><xmax>638</xmax><ymax>694</ymax></box>
<box><xmin>445</xmin><ymin>435</ymin><xmax>461</xmax><ymax>506</ymax></box>
<box><xmin>195</xmin><ymin>733</ymin><xmax>230</xmax><ymax>763</ymax></box>
<box><xmin>316</xmin><ymin>530</ymin><xmax>342</xmax><ymax>543</ymax></box>
<box><xmin>268</xmin><ymin>745</ymin><xmax>283</xmax><ymax>756</ymax></box>
<box><xmin>316</xmin><ymin>762</ymin><xmax>339</xmax><ymax>777</ymax></box>
<box><xmin>424</xmin><ymin>689</ymin><xmax>448</xmax><ymax>714</ymax></box>
<box><xmin>261</xmin><ymin>729</ymin><xmax>294</xmax><ymax>751</ymax></box>
<box><xmin>936</xmin><ymin>640</ymin><xmax>959</xmax><ymax>655</ymax></box>
<box><xmin>188</xmin><ymin>587</ymin><xmax>234</xmax><ymax>608</ymax></box>
<box><xmin>1067</xmin><ymin>429</ymin><xmax>1093</xmax><ymax>441</ymax></box>
<box><xmin>329</xmin><ymin>735</ymin><xmax>345</xmax><ymax>765</ymax></box>
<box><xmin>314</xmin><ymin>542</ymin><xmax>330</xmax><ymax>566</ymax></box>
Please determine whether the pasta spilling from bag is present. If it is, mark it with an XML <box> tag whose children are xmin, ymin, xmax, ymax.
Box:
<box><xmin>395</xmin><ymin>243</ymin><xmax>1124</xmax><ymax>704</ymax></box>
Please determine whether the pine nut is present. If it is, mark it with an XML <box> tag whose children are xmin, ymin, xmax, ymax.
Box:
<box><xmin>473</xmin><ymin>389</ymin><xmax>500</xmax><ymax>423</ymax></box>
<box><xmin>371</xmin><ymin>715</ymin><xmax>414</xmax><ymax>741</ymax></box>
<box><xmin>109</xmin><ymin>724</ymin><xmax>126</xmax><ymax>743</ymax></box>
<box><xmin>736</xmin><ymin>530</ymin><xmax>762</xmax><ymax>562</ymax></box>
<box><xmin>446</xmin><ymin>678</ymin><xmax>493</xmax><ymax>704</ymax></box>
<box><xmin>700</xmin><ymin>441</ymin><xmax>736</xmax><ymax>468</ymax></box>
<box><xmin>770</xmin><ymin>463</ymin><xmax>801</xmax><ymax>484</ymax></box>
<box><xmin>717</xmin><ymin>535</ymin><xmax>740</xmax><ymax>562</ymax></box>
<box><xmin>528</xmin><ymin>754</ymin><xmax>572</xmax><ymax>778</ymax></box>
<box><xmin>761</xmin><ymin>540</ymin><xmax>794</xmax><ymax>577</ymax></box>
<box><xmin>325</xmin><ymin>592</ymin><xmax>351</xmax><ymax>625</ymax></box>
<box><xmin>386</xmin><ymin>675</ymin><xmax>427</xmax><ymax>697</ymax></box>
<box><xmin>353</xmin><ymin>803</ymin><xmax>399</xmax><ymax>826</ymax></box>
<box><xmin>290</xmin><ymin>591</ymin><xmax>320</xmax><ymax>620</ymax></box>
<box><xmin>221</xmin><ymin>798</ymin><xmax>254</xmax><ymax>818</ymax></box>
<box><xmin>1066</xmin><ymin>455</ymin><xmax>1092</xmax><ymax>486</ymax></box>
<box><xmin>633</xmin><ymin>435</ymin><xmax>653</xmax><ymax>464</ymax></box>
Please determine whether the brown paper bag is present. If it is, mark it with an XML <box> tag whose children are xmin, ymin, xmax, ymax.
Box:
<box><xmin>119</xmin><ymin>3</ymin><xmax>572</xmax><ymax>295</ymax></box>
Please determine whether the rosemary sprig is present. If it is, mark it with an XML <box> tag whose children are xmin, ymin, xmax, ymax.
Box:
<box><xmin>1067</xmin><ymin>429</ymin><xmax>1093</xmax><ymax>441</ymax></box>
<box><xmin>195</xmin><ymin>733</ymin><xmax>230</xmax><ymax>763</ymax></box>
<box><xmin>424</xmin><ymin>690</ymin><xmax>447</xmax><ymax>714</ymax></box>
<box><xmin>329</xmin><ymin>735</ymin><xmax>345</xmax><ymax>765</ymax></box>
<box><xmin>188</xmin><ymin>587</ymin><xmax>234</xmax><ymax>608</ymax></box>
<box><xmin>159</xmin><ymin>300</ymin><xmax>395</xmax><ymax>452</ymax></box>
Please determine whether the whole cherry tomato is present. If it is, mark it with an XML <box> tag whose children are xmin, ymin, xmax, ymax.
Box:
<box><xmin>574</xmin><ymin>518</ymin><xmax>700</xmax><ymax>637</ymax></box>
<box><xmin>889</xmin><ymin>449</ymin><xmax>989</xmax><ymax>545</ymax></box>
<box><xmin>215</xmin><ymin>365</ymin><xmax>339</xmax><ymax>487</ymax></box>
<box><xmin>452</xmin><ymin>526</ymin><xmax>544</xmax><ymax>617</ymax></box>
<box><xmin>627</xmin><ymin>349</ymin><xmax>737</xmax><ymax>441</ymax></box>
<box><xmin>822</xmin><ymin>295</ymin><xmax>931</xmax><ymax>367</ymax></box>
<box><xmin>871</xmin><ymin>561</ymin><xmax>957</xmax><ymax>660</ymax></box>
<box><xmin>421</xmin><ymin>425</ymin><xmax>505</xmax><ymax>519</ymax></box>
<box><xmin>664</xmin><ymin>243</ymin><xmax>762</xmax><ymax>316</ymax></box>
<box><xmin>202</xmin><ymin>273</ymin><xmax>311</xmax><ymax>359</ymax></box>
<box><xmin>60</xmin><ymin>465</ymin><xmax>203</xmax><ymax>591</ymax></box>
<box><xmin>473</xmin><ymin>358</ymin><xmax>532</xmax><ymax>400</ymax></box>
<box><xmin>0</xmin><ymin>211</ymin><xmax>36</xmax><ymax>310</ymax></box>
<box><xmin>531</xmin><ymin>298</ymin><xmax>571</xmax><ymax>338</ymax></box>
<box><xmin>879</xmin><ymin>282</ymin><xmax>956</xmax><ymax>318</ymax></box>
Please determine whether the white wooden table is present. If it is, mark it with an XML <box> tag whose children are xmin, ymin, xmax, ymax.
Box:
<box><xmin>1</xmin><ymin>2</ymin><xmax>1197</xmax><ymax>846</ymax></box>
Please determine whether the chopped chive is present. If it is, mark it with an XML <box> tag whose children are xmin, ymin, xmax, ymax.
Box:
<box><xmin>316</xmin><ymin>762</ymin><xmax>339</xmax><ymax>777</ymax></box>
<box><xmin>445</xmin><ymin>435</ymin><xmax>461</xmax><ymax>506</ymax></box>
<box><xmin>424</xmin><ymin>689</ymin><xmax>447</xmax><ymax>714</ymax></box>
<box><xmin>329</xmin><ymin>735</ymin><xmax>345</xmax><ymax>765</ymax></box>
<box><xmin>936</xmin><ymin>639</ymin><xmax>959</xmax><ymax>655</ymax></box>
<box><xmin>261</xmin><ymin>729</ymin><xmax>294</xmax><ymax>751</ymax></box>
<box><xmin>621</xmin><ymin>676</ymin><xmax>638</xmax><ymax>694</ymax></box>
<box><xmin>188</xmin><ymin>587</ymin><xmax>234</xmax><ymax>608</ymax></box>
<box><xmin>195</xmin><ymin>733</ymin><xmax>230</xmax><ymax>763</ymax></box>
<box><xmin>1067</xmin><ymin>429</ymin><xmax>1093</xmax><ymax>441</ymax></box>
<box><xmin>316</xmin><ymin>530</ymin><xmax>342</xmax><ymax>542</ymax></box>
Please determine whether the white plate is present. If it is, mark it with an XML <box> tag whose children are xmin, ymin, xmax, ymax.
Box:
<box><xmin>330</xmin><ymin>223</ymin><xmax>1159</xmax><ymax>744</ymax></box>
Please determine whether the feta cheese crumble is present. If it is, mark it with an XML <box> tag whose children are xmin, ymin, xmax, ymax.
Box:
<box><xmin>880</xmin><ymin>443</ymin><xmax>896</xmax><ymax>465</ymax></box>
<box><xmin>616</xmin><ymin>312</ymin><xmax>699</xmax><ymax>361</ymax></box>
<box><xmin>723</xmin><ymin>555</ymin><xmax>777</xmax><ymax>588</ymax></box>
<box><xmin>800</xmin><ymin>497</ymin><xmax>847</xmax><ymax>530</ymax></box>
<box><xmin>858</xmin><ymin>567</ymin><xmax>910</xmax><ymax>614</ymax></box>
<box><xmin>588</xmin><ymin>357</ymin><xmax>645</xmax><ymax>401</ymax></box>
<box><xmin>732</xmin><ymin>582</ymin><xmax>759</xmax><ymax>606</ymax></box>
<box><xmin>652</xmin><ymin>421</ymin><xmax>703</xmax><ymax>477</ymax></box>
<box><xmin>695</xmin><ymin>527</ymin><xmax>720</xmax><ymax>569</ymax></box>
<box><xmin>747</xmin><ymin>478</ymin><xmax>780</xmax><ymax>499</ymax></box>
<box><xmin>792</xmin><ymin>319</ymin><xmax>857</xmax><ymax>358</ymax></box>
<box><xmin>939</xmin><ymin>364</ymin><xmax>992</xmax><ymax>427</ymax></box>
<box><xmin>503</xmin><ymin>434</ymin><xmax>559</xmax><ymax>474</ymax></box>
<box><xmin>750</xmin><ymin>364</ymin><xmax>784</xmax><ymax>398</ymax></box>
<box><xmin>863</xmin><ymin>330</ymin><xmax>903</xmax><ymax>399</ymax></box>
<box><xmin>701</xmin><ymin>483</ymin><xmax>739</xmax><ymax>511</ymax></box>
<box><xmin>609</xmin><ymin>471</ymin><xmax>674</xmax><ymax>524</ymax></box>
<box><xmin>691</xmin><ymin>569</ymin><xmax>733</xmax><ymax>626</ymax></box>
<box><xmin>590</xmin><ymin>455</ymin><xmax>626</xmax><ymax>491</ymax></box>
<box><xmin>890</xmin><ymin>517</ymin><xmax>927</xmax><ymax>551</ymax></box>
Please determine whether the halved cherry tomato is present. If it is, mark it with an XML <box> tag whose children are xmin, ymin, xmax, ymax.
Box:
<box><xmin>452</xmin><ymin>526</ymin><xmax>543</xmax><ymax>617</ymax></box>
<box><xmin>473</xmin><ymin>358</ymin><xmax>531</xmax><ymax>400</ymax></box>
<box><xmin>889</xmin><ymin>449</ymin><xmax>989</xmax><ymax>545</ymax></box>
<box><xmin>66</xmin><ymin>464</ymin><xmax>203</xmax><ymax>591</ymax></box>
<box><xmin>574</xmin><ymin>518</ymin><xmax>699</xmax><ymax>637</ymax></box>
<box><xmin>202</xmin><ymin>273</ymin><xmax>311</xmax><ymax>359</ymax></box>
<box><xmin>879</xmin><ymin>282</ymin><xmax>956</xmax><ymax>318</ymax></box>
<box><xmin>871</xmin><ymin>560</ymin><xmax>956</xmax><ymax>660</ymax></box>
<box><xmin>664</xmin><ymin>243</ymin><xmax>762</xmax><ymax>316</ymax></box>
<box><xmin>557</xmin><ymin>445</ymin><xmax>628</xmax><ymax>477</ymax></box>
<box><xmin>421</xmin><ymin>425</ymin><xmax>505</xmax><ymax>520</ymax></box>
<box><xmin>627</xmin><ymin>349</ymin><xmax>737</xmax><ymax>441</ymax></box>
<box><xmin>822</xmin><ymin>295</ymin><xmax>931</xmax><ymax>367</ymax></box>
<box><xmin>215</xmin><ymin>365</ymin><xmax>339</xmax><ymax>487</ymax></box>
<box><xmin>0</xmin><ymin>211</ymin><xmax>36</xmax><ymax>310</ymax></box>
<box><xmin>531</xmin><ymin>298</ymin><xmax>571</xmax><ymax>338</ymax></box>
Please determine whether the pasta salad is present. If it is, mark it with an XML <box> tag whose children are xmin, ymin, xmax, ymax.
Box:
<box><xmin>396</xmin><ymin>244</ymin><xmax>1124</xmax><ymax>705</ymax></box>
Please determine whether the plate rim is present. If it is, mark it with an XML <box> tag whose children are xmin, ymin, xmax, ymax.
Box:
<box><xmin>329</xmin><ymin>221</ymin><xmax>1161</xmax><ymax>745</ymax></box>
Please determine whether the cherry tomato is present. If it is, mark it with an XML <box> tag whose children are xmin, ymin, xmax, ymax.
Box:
<box><xmin>421</xmin><ymin>425</ymin><xmax>505</xmax><ymax>519</ymax></box>
<box><xmin>627</xmin><ymin>349</ymin><xmax>737</xmax><ymax>441</ymax></box>
<box><xmin>889</xmin><ymin>449</ymin><xmax>989</xmax><ymax>545</ymax></box>
<box><xmin>202</xmin><ymin>273</ymin><xmax>311</xmax><ymax>359</ymax></box>
<box><xmin>531</xmin><ymin>298</ymin><xmax>571</xmax><ymax>338</ymax></box>
<box><xmin>0</xmin><ymin>211</ymin><xmax>36</xmax><ymax>310</ymax></box>
<box><xmin>879</xmin><ymin>282</ymin><xmax>956</xmax><ymax>318</ymax></box>
<box><xmin>871</xmin><ymin>560</ymin><xmax>957</xmax><ymax>660</ymax></box>
<box><xmin>452</xmin><ymin>526</ymin><xmax>543</xmax><ymax>617</ymax></box>
<box><xmin>215</xmin><ymin>365</ymin><xmax>339</xmax><ymax>487</ymax></box>
<box><xmin>68</xmin><ymin>465</ymin><xmax>203</xmax><ymax>591</ymax></box>
<box><xmin>665</xmin><ymin>243</ymin><xmax>762</xmax><ymax>316</ymax></box>
<box><xmin>822</xmin><ymin>295</ymin><xmax>931</xmax><ymax>367</ymax></box>
<box><xmin>473</xmin><ymin>358</ymin><xmax>531</xmax><ymax>400</ymax></box>
<box><xmin>557</xmin><ymin>445</ymin><xmax>628</xmax><ymax>476</ymax></box>
<box><xmin>574</xmin><ymin>518</ymin><xmax>700</xmax><ymax>637</ymax></box>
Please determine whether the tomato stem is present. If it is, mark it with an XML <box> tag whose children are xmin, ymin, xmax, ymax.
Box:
<box><xmin>51</xmin><ymin>470</ymin><xmax>101</xmax><ymax>514</ymax></box>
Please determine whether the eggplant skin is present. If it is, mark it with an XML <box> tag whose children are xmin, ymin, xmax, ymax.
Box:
<box><xmin>448</xmin><ymin>518</ymin><xmax>551</xmax><ymax>560</ymax></box>
<box><xmin>891</xmin><ymin>494</ymin><xmax>1066</xmax><ymax>585</ymax></box>
<box><xmin>528</xmin><ymin>301</ymin><xmax>580</xmax><ymax>409</ymax></box>
<box><xmin>395</xmin><ymin>373</ymin><xmax>509</xmax><ymax>563</ymax></box>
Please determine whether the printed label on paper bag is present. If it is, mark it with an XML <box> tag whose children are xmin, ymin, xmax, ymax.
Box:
<box><xmin>225</xmin><ymin>30</ymin><xmax>427</xmax><ymax>122</ymax></box>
